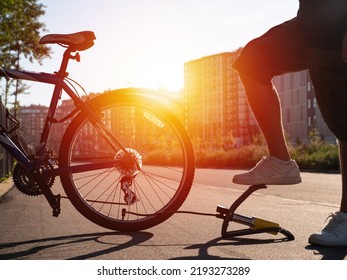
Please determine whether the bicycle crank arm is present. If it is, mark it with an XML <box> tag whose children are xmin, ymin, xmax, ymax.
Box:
<box><xmin>32</xmin><ymin>170</ymin><xmax>61</xmax><ymax>217</ymax></box>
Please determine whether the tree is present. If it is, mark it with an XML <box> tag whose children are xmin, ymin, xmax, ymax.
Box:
<box><xmin>0</xmin><ymin>0</ymin><xmax>51</xmax><ymax>109</ymax></box>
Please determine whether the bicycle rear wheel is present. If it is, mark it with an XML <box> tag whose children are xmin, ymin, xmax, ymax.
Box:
<box><xmin>59</xmin><ymin>90</ymin><xmax>195</xmax><ymax>231</ymax></box>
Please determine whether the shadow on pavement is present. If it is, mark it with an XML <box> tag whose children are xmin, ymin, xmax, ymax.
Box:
<box><xmin>171</xmin><ymin>234</ymin><xmax>293</xmax><ymax>260</ymax></box>
<box><xmin>0</xmin><ymin>231</ymin><xmax>153</xmax><ymax>260</ymax></box>
<box><xmin>305</xmin><ymin>245</ymin><xmax>347</xmax><ymax>260</ymax></box>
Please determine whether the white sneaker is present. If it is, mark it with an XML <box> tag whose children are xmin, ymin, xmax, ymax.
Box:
<box><xmin>308</xmin><ymin>212</ymin><xmax>347</xmax><ymax>246</ymax></box>
<box><xmin>232</xmin><ymin>156</ymin><xmax>301</xmax><ymax>185</ymax></box>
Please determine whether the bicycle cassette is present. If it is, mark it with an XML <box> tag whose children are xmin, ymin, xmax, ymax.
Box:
<box><xmin>12</xmin><ymin>159</ymin><xmax>55</xmax><ymax>196</ymax></box>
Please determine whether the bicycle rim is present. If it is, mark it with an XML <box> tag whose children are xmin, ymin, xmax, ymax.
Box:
<box><xmin>59</xmin><ymin>92</ymin><xmax>195</xmax><ymax>231</ymax></box>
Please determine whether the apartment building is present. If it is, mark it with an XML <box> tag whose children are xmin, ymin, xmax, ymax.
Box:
<box><xmin>273</xmin><ymin>70</ymin><xmax>335</xmax><ymax>143</ymax></box>
<box><xmin>14</xmin><ymin>98</ymin><xmax>81</xmax><ymax>156</ymax></box>
<box><xmin>15</xmin><ymin>105</ymin><xmax>48</xmax><ymax>153</ymax></box>
<box><xmin>184</xmin><ymin>50</ymin><xmax>259</xmax><ymax>146</ymax></box>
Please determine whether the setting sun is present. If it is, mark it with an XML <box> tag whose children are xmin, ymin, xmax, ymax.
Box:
<box><xmin>119</xmin><ymin>50</ymin><xmax>184</xmax><ymax>91</ymax></box>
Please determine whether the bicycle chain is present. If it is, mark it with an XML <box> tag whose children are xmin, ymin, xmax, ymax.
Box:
<box><xmin>59</xmin><ymin>194</ymin><xmax>127</xmax><ymax>206</ymax></box>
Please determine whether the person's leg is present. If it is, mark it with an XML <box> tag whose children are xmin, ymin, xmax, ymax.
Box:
<box><xmin>339</xmin><ymin>31</ymin><xmax>347</xmax><ymax>212</ymax></box>
<box><xmin>307</xmin><ymin>49</ymin><xmax>347</xmax><ymax>246</ymax></box>
<box><xmin>232</xmin><ymin>19</ymin><xmax>307</xmax><ymax>185</ymax></box>
<box><xmin>308</xmin><ymin>142</ymin><xmax>347</xmax><ymax>246</ymax></box>
<box><xmin>238</xmin><ymin>74</ymin><xmax>290</xmax><ymax>161</ymax></box>
<box><xmin>338</xmin><ymin>141</ymin><xmax>347</xmax><ymax>213</ymax></box>
<box><xmin>307</xmin><ymin>47</ymin><xmax>347</xmax><ymax>212</ymax></box>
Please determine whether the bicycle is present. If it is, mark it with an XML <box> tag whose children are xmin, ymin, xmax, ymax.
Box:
<box><xmin>0</xmin><ymin>31</ymin><xmax>195</xmax><ymax>232</ymax></box>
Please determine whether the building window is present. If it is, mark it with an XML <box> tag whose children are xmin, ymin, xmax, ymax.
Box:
<box><xmin>313</xmin><ymin>98</ymin><xmax>317</xmax><ymax>108</ymax></box>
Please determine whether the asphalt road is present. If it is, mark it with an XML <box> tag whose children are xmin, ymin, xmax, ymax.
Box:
<box><xmin>0</xmin><ymin>168</ymin><xmax>346</xmax><ymax>260</ymax></box>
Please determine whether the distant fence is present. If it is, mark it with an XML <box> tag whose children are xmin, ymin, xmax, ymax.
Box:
<box><xmin>0</xmin><ymin>96</ymin><xmax>13</xmax><ymax>179</ymax></box>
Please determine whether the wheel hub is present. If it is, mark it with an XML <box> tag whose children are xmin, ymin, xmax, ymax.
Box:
<box><xmin>115</xmin><ymin>148</ymin><xmax>142</xmax><ymax>176</ymax></box>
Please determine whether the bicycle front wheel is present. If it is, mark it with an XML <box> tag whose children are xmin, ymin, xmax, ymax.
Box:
<box><xmin>59</xmin><ymin>90</ymin><xmax>195</xmax><ymax>231</ymax></box>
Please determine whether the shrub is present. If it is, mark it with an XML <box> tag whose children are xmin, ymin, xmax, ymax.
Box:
<box><xmin>193</xmin><ymin>134</ymin><xmax>339</xmax><ymax>171</ymax></box>
<box><xmin>290</xmin><ymin>142</ymin><xmax>339</xmax><ymax>171</ymax></box>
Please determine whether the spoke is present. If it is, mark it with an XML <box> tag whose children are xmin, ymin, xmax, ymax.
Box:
<box><xmin>75</xmin><ymin>168</ymin><xmax>114</xmax><ymax>192</ymax></box>
<box><xmin>133</xmin><ymin>180</ymin><xmax>157</xmax><ymax>213</ymax></box>
<box><xmin>74</xmin><ymin>168</ymin><xmax>114</xmax><ymax>181</ymax></box>
<box><xmin>141</xmin><ymin>169</ymin><xmax>182</xmax><ymax>188</ymax></box>
<box><xmin>142</xmin><ymin>173</ymin><xmax>168</xmax><ymax>205</ymax></box>
<box><xmin>97</xmin><ymin>178</ymin><xmax>121</xmax><ymax>213</ymax></box>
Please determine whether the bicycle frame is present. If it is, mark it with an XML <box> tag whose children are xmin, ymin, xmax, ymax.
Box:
<box><xmin>0</xmin><ymin>48</ymin><xmax>128</xmax><ymax>177</ymax></box>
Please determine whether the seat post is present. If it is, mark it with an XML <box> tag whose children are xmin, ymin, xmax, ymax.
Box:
<box><xmin>57</xmin><ymin>48</ymin><xmax>73</xmax><ymax>77</ymax></box>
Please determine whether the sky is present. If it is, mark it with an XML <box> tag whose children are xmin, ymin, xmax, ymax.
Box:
<box><xmin>17</xmin><ymin>0</ymin><xmax>299</xmax><ymax>106</ymax></box>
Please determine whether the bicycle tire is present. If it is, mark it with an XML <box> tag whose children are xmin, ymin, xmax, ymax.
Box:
<box><xmin>59</xmin><ymin>89</ymin><xmax>195</xmax><ymax>231</ymax></box>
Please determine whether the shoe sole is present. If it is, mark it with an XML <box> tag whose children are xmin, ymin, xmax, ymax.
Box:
<box><xmin>232</xmin><ymin>176</ymin><xmax>302</xmax><ymax>185</ymax></box>
<box><xmin>308</xmin><ymin>236</ymin><xmax>347</xmax><ymax>246</ymax></box>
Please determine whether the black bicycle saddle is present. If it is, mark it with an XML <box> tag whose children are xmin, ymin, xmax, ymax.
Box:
<box><xmin>39</xmin><ymin>31</ymin><xmax>96</xmax><ymax>51</ymax></box>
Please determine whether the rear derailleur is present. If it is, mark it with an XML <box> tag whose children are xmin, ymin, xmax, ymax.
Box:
<box><xmin>120</xmin><ymin>176</ymin><xmax>138</xmax><ymax>205</ymax></box>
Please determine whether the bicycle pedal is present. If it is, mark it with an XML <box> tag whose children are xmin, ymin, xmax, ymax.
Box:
<box><xmin>216</xmin><ymin>205</ymin><xmax>228</xmax><ymax>219</ymax></box>
<box><xmin>51</xmin><ymin>194</ymin><xmax>61</xmax><ymax>217</ymax></box>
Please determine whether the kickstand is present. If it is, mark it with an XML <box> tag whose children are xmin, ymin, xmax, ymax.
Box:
<box><xmin>216</xmin><ymin>184</ymin><xmax>294</xmax><ymax>241</ymax></box>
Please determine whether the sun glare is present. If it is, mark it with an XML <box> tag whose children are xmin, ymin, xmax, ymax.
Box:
<box><xmin>121</xmin><ymin>52</ymin><xmax>184</xmax><ymax>92</ymax></box>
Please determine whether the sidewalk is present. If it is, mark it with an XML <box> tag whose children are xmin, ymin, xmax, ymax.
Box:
<box><xmin>0</xmin><ymin>178</ymin><xmax>13</xmax><ymax>197</ymax></box>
